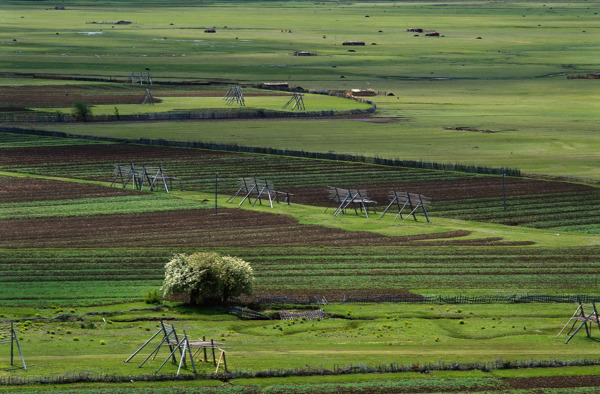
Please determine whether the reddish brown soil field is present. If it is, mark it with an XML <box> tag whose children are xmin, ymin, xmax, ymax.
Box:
<box><xmin>0</xmin><ymin>144</ymin><xmax>197</xmax><ymax>165</ymax></box>
<box><xmin>0</xmin><ymin>208</ymin><xmax>528</xmax><ymax>249</ymax></box>
<box><xmin>1</xmin><ymin>143</ymin><xmax>594</xmax><ymax>205</ymax></box>
<box><xmin>0</xmin><ymin>175</ymin><xmax>136</xmax><ymax>203</ymax></box>
<box><xmin>289</xmin><ymin>176</ymin><xmax>595</xmax><ymax>206</ymax></box>
<box><xmin>0</xmin><ymin>84</ymin><xmax>286</xmax><ymax>110</ymax></box>
<box><xmin>506</xmin><ymin>374</ymin><xmax>600</xmax><ymax>390</ymax></box>
<box><xmin>0</xmin><ymin>86</ymin><xmax>154</xmax><ymax>109</ymax></box>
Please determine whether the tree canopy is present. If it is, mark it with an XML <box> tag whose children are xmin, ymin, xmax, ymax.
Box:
<box><xmin>162</xmin><ymin>252</ymin><xmax>254</xmax><ymax>305</ymax></box>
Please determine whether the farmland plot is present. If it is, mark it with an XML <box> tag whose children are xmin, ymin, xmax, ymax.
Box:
<box><xmin>2</xmin><ymin>246</ymin><xmax>600</xmax><ymax>306</ymax></box>
<box><xmin>1</xmin><ymin>133</ymin><xmax>599</xmax><ymax>306</ymax></box>
<box><xmin>1</xmin><ymin>132</ymin><xmax>598</xmax><ymax>233</ymax></box>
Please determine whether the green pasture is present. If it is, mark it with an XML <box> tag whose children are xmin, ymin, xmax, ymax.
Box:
<box><xmin>40</xmin><ymin>76</ymin><xmax>600</xmax><ymax>179</ymax></box>
<box><xmin>1</xmin><ymin>1</ymin><xmax>600</xmax><ymax>389</ymax></box>
<box><xmin>0</xmin><ymin>194</ymin><xmax>209</xmax><ymax>220</ymax></box>
<box><xmin>36</xmin><ymin>93</ymin><xmax>369</xmax><ymax>115</ymax></box>
<box><xmin>1</xmin><ymin>0</ymin><xmax>599</xmax><ymax>179</ymax></box>
<box><xmin>1</xmin><ymin>302</ymin><xmax>600</xmax><ymax>390</ymax></box>
<box><xmin>2</xmin><ymin>1</ymin><xmax>599</xmax><ymax>79</ymax></box>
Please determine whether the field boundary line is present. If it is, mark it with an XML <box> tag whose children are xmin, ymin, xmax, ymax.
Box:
<box><xmin>0</xmin><ymin>127</ymin><xmax>521</xmax><ymax>177</ymax></box>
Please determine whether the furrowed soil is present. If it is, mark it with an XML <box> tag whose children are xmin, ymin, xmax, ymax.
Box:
<box><xmin>0</xmin><ymin>84</ymin><xmax>287</xmax><ymax>111</ymax></box>
<box><xmin>506</xmin><ymin>375</ymin><xmax>600</xmax><ymax>390</ymax></box>
<box><xmin>0</xmin><ymin>208</ymin><xmax>493</xmax><ymax>249</ymax></box>
<box><xmin>1</xmin><ymin>143</ymin><xmax>595</xmax><ymax>206</ymax></box>
<box><xmin>0</xmin><ymin>175</ymin><xmax>137</xmax><ymax>202</ymax></box>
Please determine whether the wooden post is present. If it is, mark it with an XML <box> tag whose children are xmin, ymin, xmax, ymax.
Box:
<box><xmin>502</xmin><ymin>168</ymin><xmax>507</xmax><ymax>211</ymax></box>
<box><xmin>203</xmin><ymin>335</ymin><xmax>208</xmax><ymax>362</ymax></box>
<box><xmin>214</xmin><ymin>172</ymin><xmax>219</xmax><ymax>215</ymax></box>
<box><xmin>593</xmin><ymin>302</ymin><xmax>600</xmax><ymax>333</ymax></box>
<box><xmin>222</xmin><ymin>351</ymin><xmax>228</xmax><ymax>373</ymax></box>
<box><xmin>419</xmin><ymin>194</ymin><xmax>431</xmax><ymax>223</ymax></box>
<box><xmin>160</xmin><ymin>320</ymin><xmax>178</xmax><ymax>364</ymax></box>
<box><xmin>10</xmin><ymin>321</ymin><xmax>13</xmax><ymax>366</ymax></box>
<box><xmin>211</xmin><ymin>339</ymin><xmax>216</xmax><ymax>366</ymax></box>
<box><xmin>581</xmin><ymin>303</ymin><xmax>591</xmax><ymax>338</ymax></box>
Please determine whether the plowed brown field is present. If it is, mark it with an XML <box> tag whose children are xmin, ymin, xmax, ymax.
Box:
<box><xmin>1</xmin><ymin>143</ymin><xmax>594</xmax><ymax>206</ymax></box>
<box><xmin>2</xmin><ymin>208</ymin><xmax>525</xmax><ymax>249</ymax></box>
<box><xmin>0</xmin><ymin>176</ymin><xmax>136</xmax><ymax>202</ymax></box>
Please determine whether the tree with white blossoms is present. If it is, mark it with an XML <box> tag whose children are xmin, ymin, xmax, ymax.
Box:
<box><xmin>162</xmin><ymin>252</ymin><xmax>254</xmax><ymax>305</ymax></box>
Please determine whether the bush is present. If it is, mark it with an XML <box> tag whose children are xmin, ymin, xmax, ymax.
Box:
<box><xmin>162</xmin><ymin>252</ymin><xmax>254</xmax><ymax>305</ymax></box>
<box><xmin>71</xmin><ymin>101</ymin><xmax>92</xmax><ymax>121</ymax></box>
<box><xmin>144</xmin><ymin>288</ymin><xmax>162</xmax><ymax>304</ymax></box>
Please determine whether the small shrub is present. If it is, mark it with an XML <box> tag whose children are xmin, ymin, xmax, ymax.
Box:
<box><xmin>144</xmin><ymin>288</ymin><xmax>162</xmax><ymax>304</ymax></box>
<box><xmin>434</xmin><ymin>337</ymin><xmax>440</xmax><ymax>342</ymax></box>
<box><xmin>100</xmin><ymin>340</ymin><xmax>106</xmax><ymax>345</ymax></box>
<box><xmin>459</xmin><ymin>320</ymin><xmax>465</xmax><ymax>325</ymax></box>
<box><xmin>73</xmin><ymin>337</ymin><xmax>79</xmax><ymax>341</ymax></box>
<box><xmin>71</xmin><ymin>101</ymin><xmax>92</xmax><ymax>121</ymax></box>
<box><xmin>65</xmin><ymin>330</ymin><xmax>71</xmax><ymax>334</ymax></box>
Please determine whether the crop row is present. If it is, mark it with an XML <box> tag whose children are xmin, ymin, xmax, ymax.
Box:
<box><xmin>0</xmin><ymin>132</ymin><xmax>110</xmax><ymax>148</ymax></box>
<box><xmin>0</xmin><ymin>194</ymin><xmax>210</xmax><ymax>220</ymax></box>
<box><xmin>1</xmin><ymin>247</ymin><xmax>599</xmax><ymax>305</ymax></box>
<box><xmin>432</xmin><ymin>191</ymin><xmax>600</xmax><ymax>232</ymax></box>
<box><xmin>2</xmin><ymin>133</ymin><xmax>598</xmax><ymax>233</ymax></box>
<box><xmin>2</xmin><ymin>160</ymin><xmax>468</xmax><ymax>193</ymax></box>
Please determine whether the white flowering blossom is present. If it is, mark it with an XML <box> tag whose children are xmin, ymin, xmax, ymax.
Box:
<box><xmin>162</xmin><ymin>252</ymin><xmax>254</xmax><ymax>305</ymax></box>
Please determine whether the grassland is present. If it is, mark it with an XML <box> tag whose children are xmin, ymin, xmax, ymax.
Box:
<box><xmin>1</xmin><ymin>132</ymin><xmax>599</xmax><ymax>308</ymax></box>
<box><xmin>1</xmin><ymin>0</ymin><xmax>598</xmax><ymax>178</ymax></box>
<box><xmin>1</xmin><ymin>0</ymin><xmax>600</xmax><ymax>391</ymax></box>
<box><xmin>0</xmin><ymin>2</ymin><xmax>600</xmax><ymax>179</ymax></box>
<box><xmin>2</xmin><ymin>302</ymin><xmax>600</xmax><ymax>392</ymax></box>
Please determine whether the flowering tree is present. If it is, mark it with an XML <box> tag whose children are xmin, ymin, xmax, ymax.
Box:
<box><xmin>162</xmin><ymin>252</ymin><xmax>254</xmax><ymax>305</ymax></box>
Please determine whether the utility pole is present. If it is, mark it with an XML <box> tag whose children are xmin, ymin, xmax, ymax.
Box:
<box><xmin>502</xmin><ymin>168</ymin><xmax>507</xmax><ymax>211</ymax></box>
<box><xmin>214</xmin><ymin>172</ymin><xmax>219</xmax><ymax>215</ymax></box>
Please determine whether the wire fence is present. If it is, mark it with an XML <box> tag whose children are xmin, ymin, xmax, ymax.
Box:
<box><xmin>0</xmin><ymin>126</ymin><xmax>520</xmax><ymax>176</ymax></box>
<box><xmin>0</xmin><ymin>106</ymin><xmax>374</xmax><ymax>123</ymax></box>
<box><xmin>252</xmin><ymin>294</ymin><xmax>600</xmax><ymax>305</ymax></box>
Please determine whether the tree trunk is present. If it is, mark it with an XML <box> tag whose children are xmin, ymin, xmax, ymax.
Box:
<box><xmin>190</xmin><ymin>288</ymin><xmax>200</xmax><ymax>305</ymax></box>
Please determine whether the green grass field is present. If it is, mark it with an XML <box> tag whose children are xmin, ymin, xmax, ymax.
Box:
<box><xmin>1</xmin><ymin>0</ymin><xmax>600</xmax><ymax>391</ymax></box>
<box><xmin>2</xmin><ymin>0</ymin><xmax>599</xmax><ymax>179</ymax></box>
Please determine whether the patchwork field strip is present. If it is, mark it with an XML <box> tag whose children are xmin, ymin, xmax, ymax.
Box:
<box><xmin>1</xmin><ymin>247</ymin><xmax>599</xmax><ymax>306</ymax></box>
<box><xmin>1</xmin><ymin>132</ymin><xmax>598</xmax><ymax>233</ymax></box>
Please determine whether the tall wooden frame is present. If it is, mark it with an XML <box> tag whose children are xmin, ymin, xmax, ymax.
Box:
<box><xmin>378</xmin><ymin>191</ymin><xmax>431</xmax><ymax>223</ymax></box>
<box><xmin>126</xmin><ymin>320</ymin><xmax>227</xmax><ymax>375</ymax></box>
<box><xmin>0</xmin><ymin>321</ymin><xmax>27</xmax><ymax>371</ymax></box>
<box><xmin>223</xmin><ymin>85</ymin><xmax>245</xmax><ymax>106</ymax></box>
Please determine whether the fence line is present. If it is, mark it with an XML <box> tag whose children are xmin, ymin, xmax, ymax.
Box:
<box><xmin>3</xmin><ymin>357</ymin><xmax>600</xmax><ymax>386</ymax></box>
<box><xmin>0</xmin><ymin>126</ymin><xmax>520</xmax><ymax>176</ymax></box>
<box><xmin>0</xmin><ymin>106</ymin><xmax>374</xmax><ymax>124</ymax></box>
<box><xmin>251</xmin><ymin>294</ymin><xmax>600</xmax><ymax>305</ymax></box>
